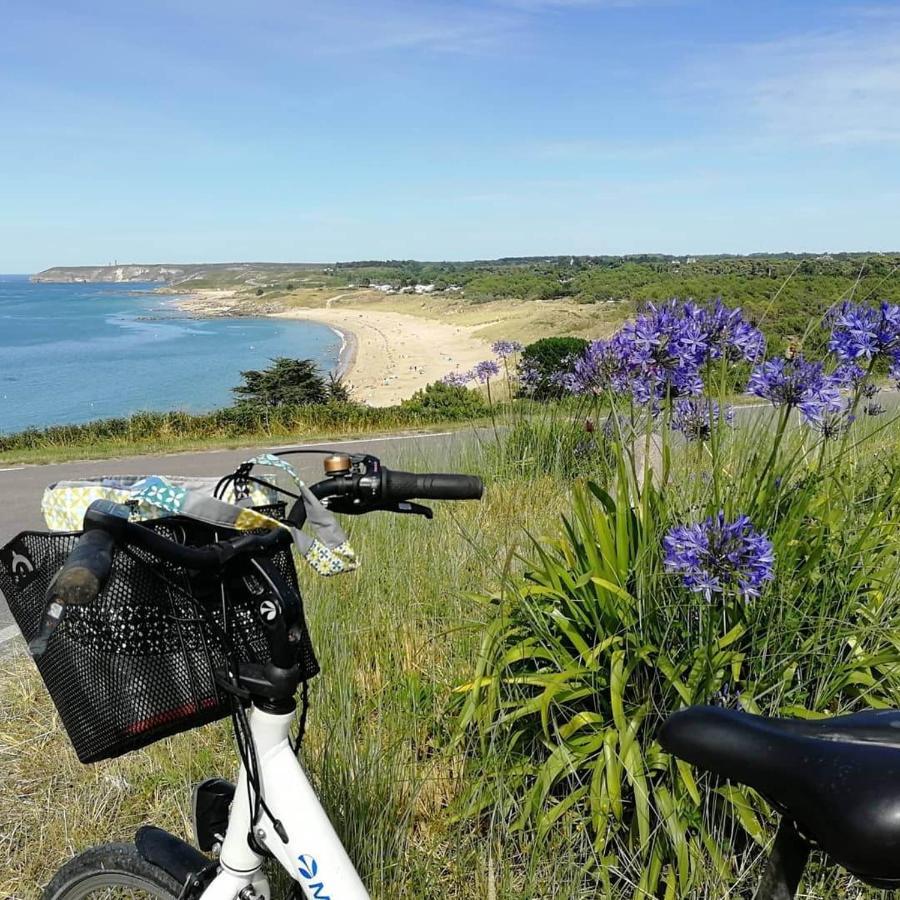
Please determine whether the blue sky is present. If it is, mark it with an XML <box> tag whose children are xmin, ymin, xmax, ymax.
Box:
<box><xmin>1</xmin><ymin>0</ymin><xmax>898</xmax><ymax>271</ymax></box>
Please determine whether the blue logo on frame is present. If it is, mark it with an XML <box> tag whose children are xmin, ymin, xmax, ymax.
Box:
<box><xmin>297</xmin><ymin>855</ymin><xmax>330</xmax><ymax>898</ymax></box>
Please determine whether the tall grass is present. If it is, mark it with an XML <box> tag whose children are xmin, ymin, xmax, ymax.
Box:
<box><xmin>0</xmin><ymin>434</ymin><xmax>582</xmax><ymax>898</ymax></box>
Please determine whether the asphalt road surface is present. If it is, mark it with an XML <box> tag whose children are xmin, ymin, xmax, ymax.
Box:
<box><xmin>0</xmin><ymin>430</ymin><xmax>469</xmax><ymax>642</ymax></box>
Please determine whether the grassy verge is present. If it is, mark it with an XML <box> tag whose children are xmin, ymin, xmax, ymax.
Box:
<box><xmin>0</xmin><ymin>434</ymin><xmax>577</xmax><ymax>898</ymax></box>
<box><xmin>1</xmin><ymin>406</ymin><xmax>896</xmax><ymax>897</ymax></box>
<box><xmin>0</xmin><ymin>404</ymin><xmax>492</xmax><ymax>466</ymax></box>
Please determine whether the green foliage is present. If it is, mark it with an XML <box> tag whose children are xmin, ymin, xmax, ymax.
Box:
<box><xmin>466</xmin><ymin>271</ymin><xmax>573</xmax><ymax>302</ymax></box>
<box><xmin>456</xmin><ymin>312</ymin><xmax>900</xmax><ymax>896</ymax></box>
<box><xmin>232</xmin><ymin>357</ymin><xmax>344</xmax><ymax>408</ymax></box>
<box><xmin>457</xmin><ymin>441</ymin><xmax>900</xmax><ymax>895</ymax></box>
<box><xmin>0</xmin><ymin>399</ymin><xmax>475</xmax><ymax>462</ymax></box>
<box><xmin>340</xmin><ymin>254</ymin><xmax>900</xmax><ymax>360</ymax></box>
<box><xmin>519</xmin><ymin>337</ymin><xmax>590</xmax><ymax>399</ymax></box>
<box><xmin>327</xmin><ymin>372</ymin><xmax>351</xmax><ymax>403</ymax></box>
<box><xmin>399</xmin><ymin>381</ymin><xmax>488</xmax><ymax>420</ymax></box>
<box><xmin>490</xmin><ymin>412</ymin><xmax>606</xmax><ymax>480</ymax></box>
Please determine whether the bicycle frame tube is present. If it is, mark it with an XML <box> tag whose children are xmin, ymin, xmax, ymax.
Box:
<box><xmin>200</xmin><ymin>706</ymin><xmax>370</xmax><ymax>900</ymax></box>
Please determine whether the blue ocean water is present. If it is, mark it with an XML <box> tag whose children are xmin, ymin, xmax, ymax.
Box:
<box><xmin>0</xmin><ymin>275</ymin><xmax>342</xmax><ymax>433</ymax></box>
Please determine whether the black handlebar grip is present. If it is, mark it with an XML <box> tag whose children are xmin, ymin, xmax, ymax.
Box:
<box><xmin>381</xmin><ymin>470</ymin><xmax>484</xmax><ymax>501</ymax></box>
<box><xmin>53</xmin><ymin>528</ymin><xmax>116</xmax><ymax>606</ymax></box>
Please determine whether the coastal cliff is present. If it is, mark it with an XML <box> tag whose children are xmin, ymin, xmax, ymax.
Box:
<box><xmin>31</xmin><ymin>262</ymin><xmax>325</xmax><ymax>285</ymax></box>
<box><xmin>32</xmin><ymin>265</ymin><xmax>188</xmax><ymax>283</ymax></box>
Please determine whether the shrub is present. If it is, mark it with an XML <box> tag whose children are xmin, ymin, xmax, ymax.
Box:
<box><xmin>400</xmin><ymin>381</ymin><xmax>488</xmax><ymax>420</ymax></box>
<box><xmin>518</xmin><ymin>337</ymin><xmax>589</xmax><ymax>400</ymax></box>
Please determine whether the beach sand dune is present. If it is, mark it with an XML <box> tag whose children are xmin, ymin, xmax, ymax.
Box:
<box><xmin>273</xmin><ymin>307</ymin><xmax>493</xmax><ymax>406</ymax></box>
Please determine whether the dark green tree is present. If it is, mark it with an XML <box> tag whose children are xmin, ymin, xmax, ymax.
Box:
<box><xmin>232</xmin><ymin>357</ymin><xmax>345</xmax><ymax>408</ymax></box>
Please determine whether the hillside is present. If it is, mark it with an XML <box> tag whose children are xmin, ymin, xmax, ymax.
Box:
<box><xmin>32</xmin><ymin>253</ymin><xmax>900</xmax><ymax>357</ymax></box>
<box><xmin>31</xmin><ymin>262</ymin><xmax>324</xmax><ymax>286</ymax></box>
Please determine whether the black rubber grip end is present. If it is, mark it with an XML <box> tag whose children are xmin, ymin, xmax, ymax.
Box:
<box><xmin>53</xmin><ymin>529</ymin><xmax>116</xmax><ymax>606</ymax></box>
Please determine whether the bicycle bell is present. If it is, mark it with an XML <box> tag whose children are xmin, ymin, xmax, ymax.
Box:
<box><xmin>323</xmin><ymin>453</ymin><xmax>352</xmax><ymax>476</ymax></box>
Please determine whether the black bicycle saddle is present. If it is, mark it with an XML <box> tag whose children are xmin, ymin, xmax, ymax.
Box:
<box><xmin>660</xmin><ymin>706</ymin><xmax>900</xmax><ymax>887</ymax></box>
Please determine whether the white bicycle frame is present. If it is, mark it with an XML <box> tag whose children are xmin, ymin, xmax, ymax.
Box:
<box><xmin>198</xmin><ymin>706</ymin><xmax>370</xmax><ymax>900</ymax></box>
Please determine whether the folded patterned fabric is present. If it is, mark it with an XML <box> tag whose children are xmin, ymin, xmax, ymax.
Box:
<box><xmin>41</xmin><ymin>454</ymin><xmax>358</xmax><ymax>577</ymax></box>
<box><xmin>42</xmin><ymin>474</ymin><xmax>278</xmax><ymax>532</ymax></box>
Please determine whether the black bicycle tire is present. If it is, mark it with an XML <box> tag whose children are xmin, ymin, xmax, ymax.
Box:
<box><xmin>43</xmin><ymin>842</ymin><xmax>181</xmax><ymax>900</ymax></box>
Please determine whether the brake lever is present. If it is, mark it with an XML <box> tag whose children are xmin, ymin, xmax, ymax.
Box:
<box><xmin>390</xmin><ymin>501</ymin><xmax>433</xmax><ymax>519</ymax></box>
<box><xmin>326</xmin><ymin>498</ymin><xmax>433</xmax><ymax>519</ymax></box>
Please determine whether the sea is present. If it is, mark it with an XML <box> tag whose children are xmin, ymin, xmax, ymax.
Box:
<box><xmin>0</xmin><ymin>275</ymin><xmax>343</xmax><ymax>434</ymax></box>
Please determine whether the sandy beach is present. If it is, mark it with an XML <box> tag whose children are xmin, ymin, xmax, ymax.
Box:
<box><xmin>174</xmin><ymin>291</ymin><xmax>495</xmax><ymax>406</ymax></box>
<box><xmin>273</xmin><ymin>307</ymin><xmax>494</xmax><ymax>406</ymax></box>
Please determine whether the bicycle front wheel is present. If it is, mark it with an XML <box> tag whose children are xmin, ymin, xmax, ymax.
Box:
<box><xmin>43</xmin><ymin>843</ymin><xmax>181</xmax><ymax>900</ymax></box>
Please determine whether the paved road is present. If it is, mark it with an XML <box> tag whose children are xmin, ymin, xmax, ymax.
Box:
<box><xmin>0</xmin><ymin>430</ymin><xmax>468</xmax><ymax>640</ymax></box>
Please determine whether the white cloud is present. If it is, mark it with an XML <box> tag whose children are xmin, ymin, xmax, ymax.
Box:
<box><xmin>688</xmin><ymin>8</ymin><xmax>900</xmax><ymax>147</ymax></box>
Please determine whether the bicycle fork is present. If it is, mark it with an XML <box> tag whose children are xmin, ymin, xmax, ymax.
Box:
<box><xmin>200</xmin><ymin>706</ymin><xmax>370</xmax><ymax>900</ymax></box>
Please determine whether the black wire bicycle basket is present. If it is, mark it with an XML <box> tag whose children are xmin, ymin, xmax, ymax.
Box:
<box><xmin>0</xmin><ymin>505</ymin><xmax>319</xmax><ymax>764</ymax></box>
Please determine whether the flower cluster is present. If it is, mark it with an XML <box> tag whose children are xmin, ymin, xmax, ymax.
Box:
<box><xmin>518</xmin><ymin>364</ymin><xmax>540</xmax><ymax>395</ymax></box>
<box><xmin>747</xmin><ymin>355</ymin><xmax>842</xmax><ymax>426</ymax></box>
<box><xmin>671</xmin><ymin>398</ymin><xmax>733</xmax><ymax>442</ymax></box>
<box><xmin>441</xmin><ymin>371</ymin><xmax>471</xmax><ymax>388</ymax></box>
<box><xmin>491</xmin><ymin>340</ymin><xmax>523</xmax><ymax>359</ymax></box>
<box><xmin>828</xmin><ymin>301</ymin><xmax>900</xmax><ymax>364</ymax></box>
<box><xmin>568</xmin><ymin>299</ymin><xmax>764</xmax><ymax>404</ymax></box>
<box><xmin>442</xmin><ymin>339</ymin><xmax>520</xmax><ymax>387</ymax></box>
<box><xmin>701</xmin><ymin>298</ymin><xmax>767</xmax><ymax>363</ymax></box>
<box><xmin>663</xmin><ymin>512</ymin><xmax>775</xmax><ymax>601</ymax></box>
<box><xmin>472</xmin><ymin>359</ymin><xmax>500</xmax><ymax>383</ymax></box>
<box><xmin>808</xmin><ymin>400</ymin><xmax>855</xmax><ymax>439</ymax></box>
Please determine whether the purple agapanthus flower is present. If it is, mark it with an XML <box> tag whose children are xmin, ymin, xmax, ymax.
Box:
<box><xmin>828</xmin><ymin>301</ymin><xmax>900</xmax><ymax>365</ymax></box>
<box><xmin>699</xmin><ymin>298</ymin><xmax>766</xmax><ymax>363</ymax></box>
<box><xmin>473</xmin><ymin>359</ymin><xmax>500</xmax><ymax>383</ymax></box>
<box><xmin>747</xmin><ymin>355</ymin><xmax>842</xmax><ymax>426</ymax></box>
<box><xmin>491</xmin><ymin>339</ymin><xmax>524</xmax><ymax>358</ymax></box>
<box><xmin>663</xmin><ymin>512</ymin><xmax>775</xmax><ymax>601</ymax></box>
<box><xmin>518</xmin><ymin>363</ymin><xmax>540</xmax><ymax>394</ymax></box>
<box><xmin>567</xmin><ymin>299</ymin><xmax>764</xmax><ymax>405</ymax></box>
<box><xmin>441</xmin><ymin>371</ymin><xmax>471</xmax><ymax>388</ymax></box>
<box><xmin>832</xmin><ymin>362</ymin><xmax>867</xmax><ymax>387</ymax></box>
<box><xmin>808</xmin><ymin>400</ymin><xmax>855</xmax><ymax>439</ymax></box>
<box><xmin>861</xmin><ymin>380</ymin><xmax>879</xmax><ymax>400</ymax></box>
<box><xmin>567</xmin><ymin>339</ymin><xmax>627</xmax><ymax>396</ymax></box>
<box><xmin>671</xmin><ymin>398</ymin><xmax>734</xmax><ymax>442</ymax></box>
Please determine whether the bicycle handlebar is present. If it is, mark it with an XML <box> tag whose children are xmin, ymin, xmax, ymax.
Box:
<box><xmin>307</xmin><ymin>468</ymin><xmax>484</xmax><ymax>504</ymax></box>
<box><xmin>50</xmin><ymin>528</ymin><xmax>116</xmax><ymax>607</ymax></box>
<box><xmin>380</xmin><ymin>469</ymin><xmax>484</xmax><ymax>501</ymax></box>
<box><xmin>31</xmin><ymin>465</ymin><xmax>483</xmax><ymax>657</ymax></box>
<box><xmin>47</xmin><ymin>467</ymin><xmax>482</xmax><ymax>611</ymax></box>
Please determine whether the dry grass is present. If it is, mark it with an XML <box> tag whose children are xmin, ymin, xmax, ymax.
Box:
<box><xmin>275</xmin><ymin>287</ymin><xmax>630</xmax><ymax>345</ymax></box>
<box><xmin>0</xmin><ymin>434</ymin><xmax>572</xmax><ymax>898</ymax></box>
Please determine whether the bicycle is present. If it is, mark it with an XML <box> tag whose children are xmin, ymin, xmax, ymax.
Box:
<box><xmin>661</xmin><ymin>705</ymin><xmax>900</xmax><ymax>898</ymax></box>
<box><xmin>17</xmin><ymin>450</ymin><xmax>483</xmax><ymax>900</ymax></box>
